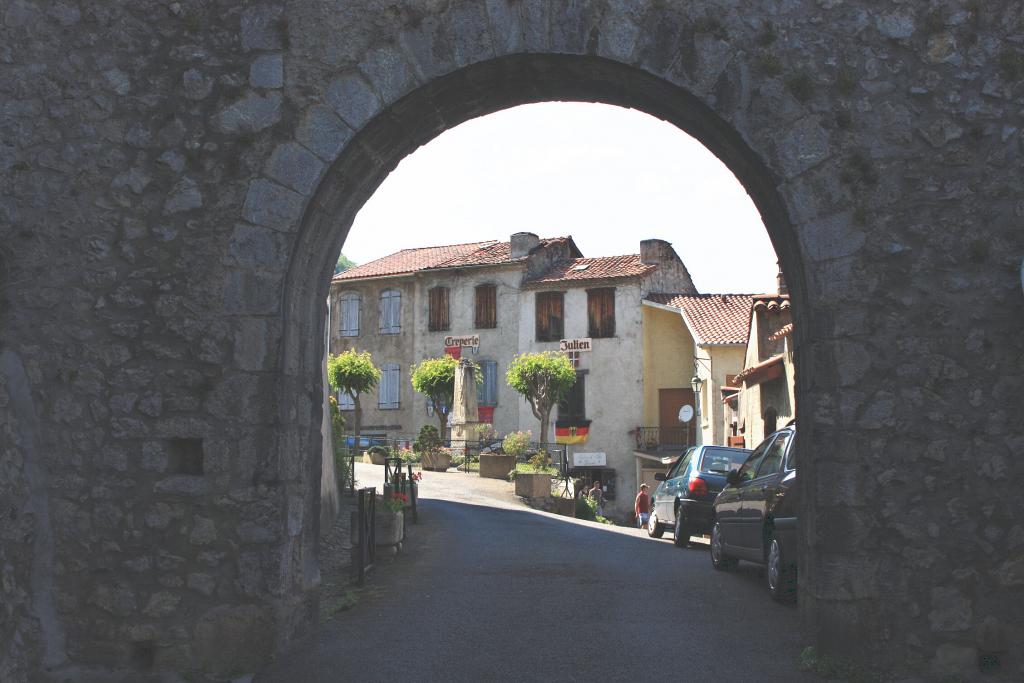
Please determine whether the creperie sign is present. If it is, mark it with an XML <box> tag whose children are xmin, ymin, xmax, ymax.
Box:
<box><xmin>443</xmin><ymin>334</ymin><xmax>480</xmax><ymax>348</ymax></box>
<box><xmin>559</xmin><ymin>338</ymin><xmax>592</xmax><ymax>352</ymax></box>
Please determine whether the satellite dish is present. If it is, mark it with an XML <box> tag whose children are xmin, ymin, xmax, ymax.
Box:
<box><xmin>678</xmin><ymin>405</ymin><xmax>694</xmax><ymax>423</ymax></box>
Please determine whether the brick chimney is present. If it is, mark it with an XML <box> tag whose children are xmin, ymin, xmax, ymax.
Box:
<box><xmin>510</xmin><ymin>232</ymin><xmax>540</xmax><ymax>258</ymax></box>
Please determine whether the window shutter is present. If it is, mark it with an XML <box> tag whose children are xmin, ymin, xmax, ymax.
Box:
<box><xmin>338</xmin><ymin>390</ymin><xmax>354</xmax><ymax>410</ymax></box>
<box><xmin>536</xmin><ymin>292</ymin><xmax>564</xmax><ymax>342</ymax></box>
<box><xmin>379</xmin><ymin>364</ymin><xmax>399</xmax><ymax>409</ymax></box>
<box><xmin>587</xmin><ymin>288</ymin><xmax>615</xmax><ymax>338</ymax></box>
<box><xmin>340</xmin><ymin>293</ymin><xmax>360</xmax><ymax>336</ymax></box>
<box><xmin>429</xmin><ymin>287</ymin><xmax>449</xmax><ymax>331</ymax></box>
<box><xmin>477</xmin><ymin>360</ymin><xmax>497</xmax><ymax>406</ymax></box>
<box><xmin>380</xmin><ymin>290</ymin><xmax>401</xmax><ymax>334</ymax></box>
<box><xmin>475</xmin><ymin>284</ymin><xmax>496</xmax><ymax>328</ymax></box>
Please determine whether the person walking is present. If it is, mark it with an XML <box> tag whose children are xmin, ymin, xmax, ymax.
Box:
<box><xmin>634</xmin><ymin>483</ymin><xmax>651</xmax><ymax>529</ymax></box>
<box><xmin>588</xmin><ymin>480</ymin><xmax>605</xmax><ymax>517</ymax></box>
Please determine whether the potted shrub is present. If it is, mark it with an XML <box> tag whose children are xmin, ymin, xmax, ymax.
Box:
<box><xmin>415</xmin><ymin>425</ymin><xmax>451</xmax><ymax>472</ymax></box>
<box><xmin>480</xmin><ymin>429</ymin><xmax>521</xmax><ymax>480</ymax></box>
<box><xmin>362</xmin><ymin>444</ymin><xmax>388</xmax><ymax>466</ymax></box>
<box><xmin>514</xmin><ymin>450</ymin><xmax>556</xmax><ymax>498</ymax></box>
<box><xmin>376</xmin><ymin>492</ymin><xmax>406</xmax><ymax>547</ymax></box>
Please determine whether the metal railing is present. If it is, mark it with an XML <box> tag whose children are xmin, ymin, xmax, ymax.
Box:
<box><xmin>383</xmin><ymin>457</ymin><xmax>418</xmax><ymax>524</ymax></box>
<box><xmin>353</xmin><ymin>486</ymin><xmax>376</xmax><ymax>585</ymax></box>
<box><xmin>634</xmin><ymin>426</ymin><xmax>696</xmax><ymax>452</ymax></box>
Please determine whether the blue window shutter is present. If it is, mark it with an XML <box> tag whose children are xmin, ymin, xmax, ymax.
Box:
<box><xmin>340</xmin><ymin>293</ymin><xmax>359</xmax><ymax>336</ymax></box>
<box><xmin>338</xmin><ymin>389</ymin><xmax>354</xmax><ymax>410</ymax></box>
<box><xmin>478</xmin><ymin>361</ymin><xmax>497</xmax><ymax>406</ymax></box>
<box><xmin>379</xmin><ymin>363</ymin><xmax>399</xmax><ymax>408</ymax></box>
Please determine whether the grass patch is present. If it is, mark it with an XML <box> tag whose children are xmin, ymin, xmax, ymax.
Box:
<box><xmin>323</xmin><ymin>589</ymin><xmax>361</xmax><ymax>617</ymax></box>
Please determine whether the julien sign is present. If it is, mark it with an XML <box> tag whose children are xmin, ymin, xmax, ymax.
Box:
<box><xmin>559</xmin><ymin>338</ymin><xmax>592</xmax><ymax>352</ymax></box>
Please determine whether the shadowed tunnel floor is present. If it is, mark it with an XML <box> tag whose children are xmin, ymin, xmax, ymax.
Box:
<box><xmin>255</xmin><ymin>473</ymin><xmax>815</xmax><ymax>683</ymax></box>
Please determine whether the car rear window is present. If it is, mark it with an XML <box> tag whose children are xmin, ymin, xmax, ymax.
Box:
<box><xmin>699</xmin><ymin>447</ymin><xmax>752</xmax><ymax>474</ymax></box>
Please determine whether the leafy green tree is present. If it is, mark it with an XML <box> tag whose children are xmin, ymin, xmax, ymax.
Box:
<box><xmin>327</xmin><ymin>349</ymin><xmax>381</xmax><ymax>446</ymax></box>
<box><xmin>410</xmin><ymin>356</ymin><xmax>480</xmax><ymax>436</ymax></box>
<box><xmin>505</xmin><ymin>351</ymin><xmax>577</xmax><ymax>445</ymax></box>
<box><xmin>335</xmin><ymin>253</ymin><xmax>356</xmax><ymax>274</ymax></box>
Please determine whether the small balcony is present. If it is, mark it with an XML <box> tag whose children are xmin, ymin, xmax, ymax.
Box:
<box><xmin>633</xmin><ymin>426</ymin><xmax>696</xmax><ymax>454</ymax></box>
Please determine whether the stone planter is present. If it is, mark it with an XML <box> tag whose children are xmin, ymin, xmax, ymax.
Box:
<box><xmin>375</xmin><ymin>509</ymin><xmax>404</xmax><ymax>547</ymax></box>
<box><xmin>479</xmin><ymin>454</ymin><xmax>515</xmax><ymax>479</ymax></box>
<box><xmin>362</xmin><ymin>450</ymin><xmax>387</xmax><ymax>465</ymax></box>
<box><xmin>515</xmin><ymin>472</ymin><xmax>553</xmax><ymax>498</ymax></box>
<box><xmin>555</xmin><ymin>497</ymin><xmax>576</xmax><ymax>517</ymax></box>
<box><xmin>421</xmin><ymin>451</ymin><xmax>452</xmax><ymax>472</ymax></box>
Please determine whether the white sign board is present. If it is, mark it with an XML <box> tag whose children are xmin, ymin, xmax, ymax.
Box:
<box><xmin>559</xmin><ymin>338</ymin><xmax>592</xmax><ymax>352</ymax></box>
<box><xmin>573</xmin><ymin>452</ymin><xmax>607</xmax><ymax>467</ymax></box>
<box><xmin>678</xmin><ymin>405</ymin><xmax>694</xmax><ymax>423</ymax></box>
<box><xmin>444</xmin><ymin>334</ymin><xmax>480</xmax><ymax>348</ymax></box>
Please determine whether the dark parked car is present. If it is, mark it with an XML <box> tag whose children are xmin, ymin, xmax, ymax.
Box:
<box><xmin>646</xmin><ymin>444</ymin><xmax>752</xmax><ymax>547</ymax></box>
<box><xmin>710</xmin><ymin>424</ymin><xmax>797</xmax><ymax>602</ymax></box>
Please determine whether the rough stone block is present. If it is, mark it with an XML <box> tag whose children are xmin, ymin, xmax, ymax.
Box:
<box><xmin>226</xmin><ymin>223</ymin><xmax>289</xmax><ymax>270</ymax></box>
<box><xmin>193</xmin><ymin>605</ymin><xmax>274</xmax><ymax>677</ymax></box>
<box><xmin>241</xmin><ymin>4</ymin><xmax>284</xmax><ymax>51</ymax></box>
<box><xmin>264</xmin><ymin>142</ymin><xmax>324</xmax><ymax>195</ymax></box>
<box><xmin>295</xmin><ymin>104</ymin><xmax>353</xmax><ymax>162</ymax></box>
<box><xmin>325</xmin><ymin>73</ymin><xmax>381</xmax><ymax>130</ymax></box>
<box><xmin>217</xmin><ymin>92</ymin><xmax>283</xmax><ymax>134</ymax></box>
<box><xmin>250</xmin><ymin>54</ymin><xmax>283</xmax><ymax>89</ymax></box>
<box><xmin>241</xmin><ymin>179</ymin><xmax>305</xmax><ymax>233</ymax></box>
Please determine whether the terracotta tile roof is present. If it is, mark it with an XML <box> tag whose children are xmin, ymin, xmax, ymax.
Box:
<box><xmin>332</xmin><ymin>241</ymin><xmax>496</xmax><ymax>281</ymax></box>
<box><xmin>752</xmin><ymin>294</ymin><xmax>791</xmax><ymax>312</ymax></box>
<box><xmin>332</xmin><ymin>236</ymin><xmax>575</xmax><ymax>281</ymax></box>
<box><xmin>644</xmin><ymin>293</ymin><xmax>754</xmax><ymax>345</ymax></box>
<box><xmin>523</xmin><ymin>255</ymin><xmax>656</xmax><ymax>286</ymax></box>
<box><xmin>768</xmin><ymin>322</ymin><xmax>794</xmax><ymax>341</ymax></box>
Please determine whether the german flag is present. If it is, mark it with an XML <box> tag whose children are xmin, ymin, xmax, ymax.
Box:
<box><xmin>555</xmin><ymin>420</ymin><xmax>591</xmax><ymax>445</ymax></box>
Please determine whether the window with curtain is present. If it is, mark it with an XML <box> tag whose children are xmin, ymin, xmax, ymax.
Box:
<box><xmin>379</xmin><ymin>289</ymin><xmax>401</xmax><ymax>334</ymax></box>
<box><xmin>428</xmin><ymin>286</ymin><xmax>450</xmax><ymax>332</ymax></box>
<box><xmin>535</xmin><ymin>291</ymin><xmax>564</xmax><ymax>342</ymax></box>
<box><xmin>337</xmin><ymin>389</ymin><xmax>354</xmax><ymax>410</ymax></box>
<box><xmin>474</xmin><ymin>284</ymin><xmax>497</xmax><ymax>329</ymax></box>
<box><xmin>379</xmin><ymin>363</ymin><xmax>400</xmax><ymax>409</ymax></box>
<box><xmin>477</xmin><ymin>360</ymin><xmax>498</xmax><ymax>406</ymax></box>
<box><xmin>587</xmin><ymin>287</ymin><xmax>615</xmax><ymax>338</ymax></box>
<box><xmin>339</xmin><ymin>291</ymin><xmax>360</xmax><ymax>337</ymax></box>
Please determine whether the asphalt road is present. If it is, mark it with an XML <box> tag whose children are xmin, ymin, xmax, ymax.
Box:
<box><xmin>255</xmin><ymin>464</ymin><xmax>816</xmax><ymax>682</ymax></box>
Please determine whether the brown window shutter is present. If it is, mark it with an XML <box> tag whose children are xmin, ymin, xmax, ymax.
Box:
<box><xmin>475</xmin><ymin>284</ymin><xmax>496</xmax><ymax>328</ymax></box>
<box><xmin>536</xmin><ymin>291</ymin><xmax>564</xmax><ymax>341</ymax></box>
<box><xmin>587</xmin><ymin>288</ymin><xmax>615</xmax><ymax>338</ymax></box>
<box><xmin>429</xmin><ymin>287</ymin><xmax>449</xmax><ymax>331</ymax></box>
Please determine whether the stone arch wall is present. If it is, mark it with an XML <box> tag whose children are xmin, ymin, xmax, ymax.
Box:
<box><xmin>1</xmin><ymin>1</ymin><xmax>1021</xmax><ymax>679</ymax></box>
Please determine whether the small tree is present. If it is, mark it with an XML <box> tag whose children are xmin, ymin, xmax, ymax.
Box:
<box><xmin>505</xmin><ymin>351</ymin><xmax>577</xmax><ymax>446</ymax></box>
<box><xmin>410</xmin><ymin>356</ymin><xmax>480</xmax><ymax>436</ymax></box>
<box><xmin>327</xmin><ymin>349</ymin><xmax>381</xmax><ymax>448</ymax></box>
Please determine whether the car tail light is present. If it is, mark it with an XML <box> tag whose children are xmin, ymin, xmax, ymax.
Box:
<box><xmin>688</xmin><ymin>477</ymin><xmax>708</xmax><ymax>498</ymax></box>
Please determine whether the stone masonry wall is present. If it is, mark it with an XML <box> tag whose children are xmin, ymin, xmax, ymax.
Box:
<box><xmin>0</xmin><ymin>0</ymin><xmax>1022</xmax><ymax>680</ymax></box>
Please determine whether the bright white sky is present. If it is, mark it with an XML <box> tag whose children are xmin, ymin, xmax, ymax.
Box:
<box><xmin>344</xmin><ymin>102</ymin><xmax>778</xmax><ymax>294</ymax></box>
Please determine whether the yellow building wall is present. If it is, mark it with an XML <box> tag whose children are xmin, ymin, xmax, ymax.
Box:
<box><xmin>704</xmin><ymin>345</ymin><xmax>746</xmax><ymax>445</ymax></box>
<box><xmin>641</xmin><ymin>306</ymin><xmax>695</xmax><ymax>427</ymax></box>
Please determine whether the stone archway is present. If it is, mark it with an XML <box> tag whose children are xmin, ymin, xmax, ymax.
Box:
<box><xmin>3</xmin><ymin>2</ymin><xmax>1021</xmax><ymax>681</ymax></box>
